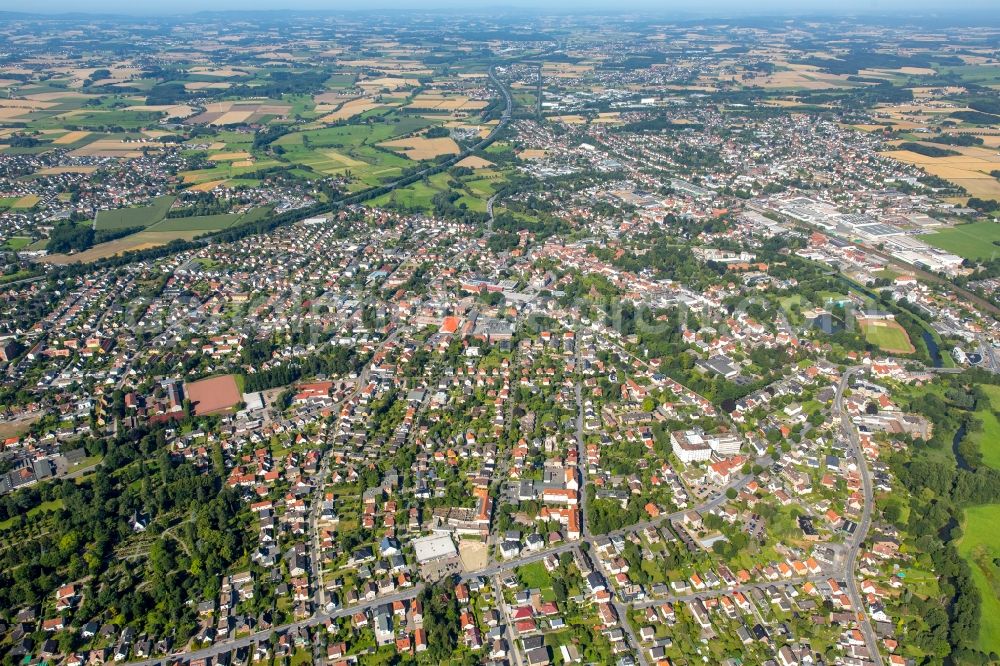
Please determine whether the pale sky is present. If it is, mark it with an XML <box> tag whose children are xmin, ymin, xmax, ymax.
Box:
<box><xmin>11</xmin><ymin>0</ymin><xmax>1000</xmax><ymax>16</ymax></box>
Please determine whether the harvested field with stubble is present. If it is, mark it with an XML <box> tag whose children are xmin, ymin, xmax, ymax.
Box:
<box><xmin>186</xmin><ymin>179</ymin><xmax>228</xmax><ymax>192</ymax></box>
<box><xmin>209</xmin><ymin>151</ymin><xmax>252</xmax><ymax>161</ymax></box>
<box><xmin>455</xmin><ymin>155</ymin><xmax>494</xmax><ymax>169</ymax></box>
<box><xmin>53</xmin><ymin>130</ymin><xmax>90</xmax><ymax>145</ymax></box>
<box><xmin>517</xmin><ymin>149</ymin><xmax>547</xmax><ymax>160</ymax></box>
<box><xmin>40</xmin><ymin>230</ymin><xmax>201</xmax><ymax>264</ymax></box>
<box><xmin>11</xmin><ymin>194</ymin><xmax>40</xmax><ymax>208</ymax></box>
<box><xmin>380</xmin><ymin>136</ymin><xmax>459</xmax><ymax>159</ymax></box>
<box><xmin>881</xmin><ymin>147</ymin><xmax>1000</xmax><ymax>199</ymax></box>
<box><xmin>36</xmin><ymin>166</ymin><xmax>98</xmax><ymax>175</ymax></box>
<box><xmin>318</xmin><ymin>98</ymin><xmax>386</xmax><ymax>122</ymax></box>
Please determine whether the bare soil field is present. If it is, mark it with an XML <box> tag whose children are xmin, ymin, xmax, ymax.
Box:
<box><xmin>0</xmin><ymin>413</ymin><xmax>41</xmax><ymax>441</ymax></box>
<box><xmin>458</xmin><ymin>540</ymin><xmax>489</xmax><ymax>571</ymax></box>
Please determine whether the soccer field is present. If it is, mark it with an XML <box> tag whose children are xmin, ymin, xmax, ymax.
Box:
<box><xmin>860</xmin><ymin>319</ymin><xmax>914</xmax><ymax>354</ymax></box>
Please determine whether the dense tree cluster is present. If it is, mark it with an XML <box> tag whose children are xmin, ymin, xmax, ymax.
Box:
<box><xmin>891</xmin><ymin>371</ymin><xmax>1000</xmax><ymax>664</ymax></box>
<box><xmin>0</xmin><ymin>425</ymin><xmax>248</xmax><ymax>645</ymax></box>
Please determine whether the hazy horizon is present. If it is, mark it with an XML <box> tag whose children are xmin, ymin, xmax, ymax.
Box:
<box><xmin>7</xmin><ymin>0</ymin><xmax>1000</xmax><ymax>17</ymax></box>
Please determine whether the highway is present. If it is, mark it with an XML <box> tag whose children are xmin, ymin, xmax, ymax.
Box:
<box><xmin>330</xmin><ymin>63</ymin><xmax>512</xmax><ymax>209</ymax></box>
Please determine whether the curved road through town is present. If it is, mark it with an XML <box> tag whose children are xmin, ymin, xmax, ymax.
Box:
<box><xmin>836</xmin><ymin>367</ymin><xmax>884</xmax><ymax>666</ymax></box>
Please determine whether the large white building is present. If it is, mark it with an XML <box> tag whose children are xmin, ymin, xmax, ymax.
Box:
<box><xmin>709</xmin><ymin>434</ymin><xmax>742</xmax><ymax>456</ymax></box>
<box><xmin>670</xmin><ymin>430</ymin><xmax>743</xmax><ymax>463</ymax></box>
<box><xmin>670</xmin><ymin>430</ymin><xmax>713</xmax><ymax>463</ymax></box>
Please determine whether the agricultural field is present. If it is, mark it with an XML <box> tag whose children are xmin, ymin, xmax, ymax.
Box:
<box><xmin>94</xmin><ymin>195</ymin><xmax>175</xmax><ymax>231</ymax></box>
<box><xmin>380</xmin><ymin>135</ymin><xmax>461</xmax><ymax>160</ymax></box>
<box><xmin>367</xmin><ymin>167</ymin><xmax>505</xmax><ymax>213</ymax></box>
<box><xmin>179</xmin><ymin>159</ymin><xmax>285</xmax><ymax>185</ymax></box>
<box><xmin>881</xmin><ymin>145</ymin><xmax>1000</xmax><ymax>200</ymax></box>
<box><xmin>957</xmin><ymin>504</ymin><xmax>1000</xmax><ymax>656</ymax></box>
<box><xmin>921</xmin><ymin>222</ymin><xmax>1000</xmax><ymax>262</ymax></box>
<box><xmin>273</xmin><ymin>114</ymin><xmax>439</xmax><ymax>186</ymax></box>
<box><xmin>317</xmin><ymin>97</ymin><xmax>390</xmax><ymax>122</ymax></box>
<box><xmin>40</xmin><ymin>230</ymin><xmax>202</xmax><ymax>264</ymax></box>
<box><xmin>44</xmin><ymin>205</ymin><xmax>269</xmax><ymax>264</ymax></box>
<box><xmin>146</xmin><ymin>214</ymin><xmax>246</xmax><ymax>232</ymax></box>
<box><xmin>11</xmin><ymin>194</ymin><xmax>40</xmax><ymax>209</ymax></box>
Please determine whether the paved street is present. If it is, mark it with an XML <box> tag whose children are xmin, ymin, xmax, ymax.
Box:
<box><xmin>837</xmin><ymin>367</ymin><xmax>884</xmax><ymax>666</ymax></box>
<box><xmin>125</xmin><ymin>357</ymin><xmax>880</xmax><ymax>666</ymax></box>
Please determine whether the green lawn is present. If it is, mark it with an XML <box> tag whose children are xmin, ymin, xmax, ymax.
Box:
<box><xmin>957</xmin><ymin>504</ymin><xmax>1000</xmax><ymax>655</ymax></box>
<box><xmin>0</xmin><ymin>269</ymin><xmax>40</xmax><ymax>285</ymax></box>
<box><xmin>94</xmin><ymin>195</ymin><xmax>175</xmax><ymax>231</ymax></box>
<box><xmin>921</xmin><ymin>222</ymin><xmax>1000</xmax><ymax>262</ymax></box>
<box><xmin>874</xmin><ymin>268</ymin><xmax>902</xmax><ymax>280</ymax></box>
<box><xmin>270</xmin><ymin>114</ymin><xmax>438</xmax><ymax>187</ymax></box>
<box><xmin>0</xmin><ymin>499</ymin><xmax>64</xmax><ymax>530</ymax></box>
<box><xmin>38</xmin><ymin>109</ymin><xmax>164</xmax><ymax>130</ymax></box>
<box><xmin>778</xmin><ymin>294</ymin><xmax>804</xmax><ymax>311</ymax></box>
<box><xmin>518</xmin><ymin>560</ymin><xmax>554</xmax><ymax>591</ymax></box>
<box><xmin>368</xmin><ymin>172</ymin><xmax>454</xmax><ymax>211</ymax></box>
<box><xmin>325</xmin><ymin>73</ymin><xmax>356</xmax><ymax>88</ymax></box>
<box><xmin>972</xmin><ymin>385</ymin><xmax>1000</xmax><ymax>470</ymax></box>
<box><xmin>3</xmin><ymin>236</ymin><xmax>32</xmax><ymax>250</ymax></box>
<box><xmin>860</xmin><ymin>320</ymin><xmax>914</xmax><ymax>353</ymax></box>
<box><xmin>179</xmin><ymin>159</ymin><xmax>284</xmax><ymax>185</ymax></box>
